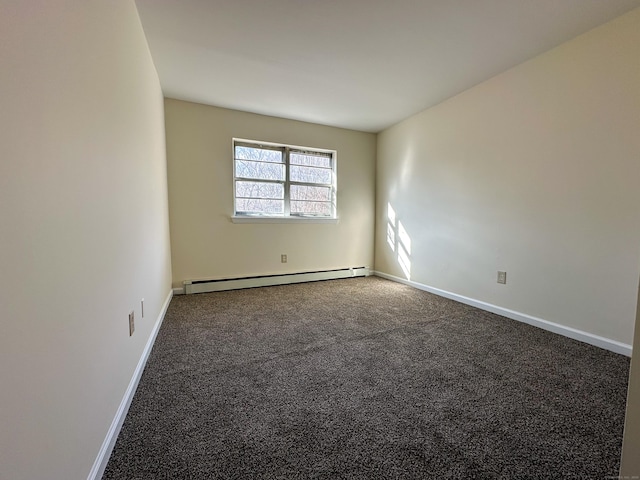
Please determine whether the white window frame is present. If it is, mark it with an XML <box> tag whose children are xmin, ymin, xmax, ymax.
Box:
<box><xmin>231</xmin><ymin>138</ymin><xmax>338</xmax><ymax>224</ymax></box>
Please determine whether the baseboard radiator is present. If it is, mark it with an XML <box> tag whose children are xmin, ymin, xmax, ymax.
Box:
<box><xmin>183</xmin><ymin>267</ymin><xmax>370</xmax><ymax>294</ymax></box>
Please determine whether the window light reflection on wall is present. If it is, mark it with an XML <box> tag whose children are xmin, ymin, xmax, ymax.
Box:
<box><xmin>387</xmin><ymin>202</ymin><xmax>411</xmax><ymax>280</ymax></box>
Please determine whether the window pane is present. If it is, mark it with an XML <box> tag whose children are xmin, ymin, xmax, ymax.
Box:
<box><xmin>290</xmin><ymin>165</ymin><xmax>332</xmax><ymax>184</ymax></box>
<box><xmin>236</xmin><ymin>181</ymin><xmax>284</xmax><ymax>199</ymax></box>
<box><xmin>235</xmin><ymin>146</ymin><xmax>282</xmax><ymax>163</ymax></box>
<box><xmin>291</xmin><ymin>200</ymin><xmax>332</xmax><ymax>216</ymax></box>
<box><xmin>290</xmin><ymin>152</ymin><xmax>331</xmax><ymax>168</ymax></box>
<box><xmin>236</xmin><ymin>160</ymin><xmax>285</xmax><ymax>181</ymax></box>
<box><xmin>290</xmin><ymin>184</ymin><xmax>331</xmax><ymax>202</ymax></box>
<box><xmin>236</xmin><ymin>198</ymin><xmax>284</xmax><ymax>215</ymax></box>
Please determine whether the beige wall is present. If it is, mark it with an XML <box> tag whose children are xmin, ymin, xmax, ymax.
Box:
<box><xmin>0</xmin><ymin>1</ymin><xmax>172</xmax><ymax>479</ymax></box>
<box><xmin>375</xmin><ymin>8</ymin><xmax>640</xmax><ymax>345</ymax></box>
<box><xmin>165</xmin><ymin>99</ymin><xmax>376</xmax><ymax>287</ymax></box>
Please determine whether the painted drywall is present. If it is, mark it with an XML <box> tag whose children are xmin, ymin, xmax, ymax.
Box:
<box><xmin>375</xmin><ymin>8</ymin><xmax>640</xmax><ymax>345</ymax></box>
<box><xmin>0</xmin><ymin>1</ymin><xmax>172</xmax><ymax>479</ymax></box>
<box><xmin>621</xmin><ymin>280</ymin><xmax>640</xmax><ymax>475</ymax></box>
<box><xmin>164</xmin><ymin>99</ymin><xmax>376</xmax><ymax>288</ymax></box>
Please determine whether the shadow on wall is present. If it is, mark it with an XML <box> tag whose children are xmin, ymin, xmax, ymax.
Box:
<box><xmin>387</xmin><ymin>203</ymin><xmax>412</xmax><ymax>280</ymax></box>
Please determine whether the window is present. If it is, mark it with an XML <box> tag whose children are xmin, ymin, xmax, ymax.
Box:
<box><xmin>233</xmin><ymin>139</ymin><xmax>336</xmax><ymax>219</ymax></box>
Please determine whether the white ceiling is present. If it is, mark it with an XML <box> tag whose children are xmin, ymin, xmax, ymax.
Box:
<box><xmin>135</xmin><ymin>0</ymin><xmax>640</xmax><ymax>132</ymax></box>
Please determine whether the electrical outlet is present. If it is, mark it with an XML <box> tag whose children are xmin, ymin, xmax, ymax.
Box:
<box><xmin>141</xmin><ymin>298</ymin><xmax>144</xmax><ymax>318</ymax></box>
<box><xmin>129</xmin><ymin>311</ymin><xmax>135</xmax><ymax>336</ymax></box>
<box><xmin>281</xmin><ymin>254</ymin><xmax>287</xmax><ymax>263</ymax></box>
<box><xmin>497</xmin><ymin>271</ymin><xmax>507</xmax><ymax>284</ymax></box>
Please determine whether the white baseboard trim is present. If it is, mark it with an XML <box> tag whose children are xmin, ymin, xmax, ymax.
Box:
<box><xmin>88</xmin><ymin>289</ymin><xmax>173</xmax><ymax>480</ymax></box>
<box><xmin>373</xmin><ymin>271</ymin><xmax>632</xmax><ymax>357</ymax></box>
<box><xmin>172</xmin><ymin>287</ymin><xmax>185</xmax><ymax>295</ymax></box>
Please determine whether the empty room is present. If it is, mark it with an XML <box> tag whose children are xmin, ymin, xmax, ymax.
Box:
<box><xmin>2</xmin><ymin>0</ymin><xmax>640</xmax><ymax>479</ymax></box>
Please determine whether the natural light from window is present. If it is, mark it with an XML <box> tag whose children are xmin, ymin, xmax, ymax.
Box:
<box><xmin>397</xmin><ymin>221</ymin><xmax>411</xmax><ymax>279</ymax></box>
<box><xmin>387</xmin><ymin>203</ymin><xmax>396</xmax><ymax>252</ymax></box>
<box><xmin>387</xmin><ymin>202</ymin><xmax>411</xmax><ymax>279</ymax></box>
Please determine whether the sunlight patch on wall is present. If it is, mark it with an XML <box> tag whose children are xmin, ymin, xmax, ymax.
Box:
<box><xmin>387</xmin><ymin>203</ymin><xmax>396</xmax><ymax>251</ymax></box>
<box><xmin>387</xmin><ymin>202</ymin><xmax>411</xmax><ymax>280</ymax></box>
<box><xmin>397</xmin><ymin>221</ymin><xmax>411</xmax><ymax>279</ymax></box>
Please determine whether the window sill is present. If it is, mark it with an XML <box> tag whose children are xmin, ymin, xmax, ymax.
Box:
<box><xmin>231</xmin><ymin>215</ymin><xmax>339</xmax><ymax>224</ymax></box>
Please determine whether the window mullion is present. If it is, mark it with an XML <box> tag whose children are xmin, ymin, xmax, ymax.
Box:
<box><xmin>284</xmin><ymin>147</ymin><xmax>291</xmax><ymax>216</ymax></box>
<box><xmin>235</xmin><ymin>177</ymin><xmax>284</xmax><ymax>184</ymax></box>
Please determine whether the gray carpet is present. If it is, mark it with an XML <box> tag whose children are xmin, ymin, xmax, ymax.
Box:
<box><xmin>103</xmin><ymin>277</ymin><xmax>630</xmax><ymax>479</ymax></box>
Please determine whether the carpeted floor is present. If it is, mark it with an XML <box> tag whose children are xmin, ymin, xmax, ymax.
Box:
<box><xmin>103</xmin><ymin>277</ymin><xmax>630</xmax><ymax>479</ymax></box>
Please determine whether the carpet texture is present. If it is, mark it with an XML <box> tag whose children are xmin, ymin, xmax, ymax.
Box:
<box><xmin>103</xmin><ymin>277</ymin><xmax>630</xmax><ymax>479</ymax></box>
